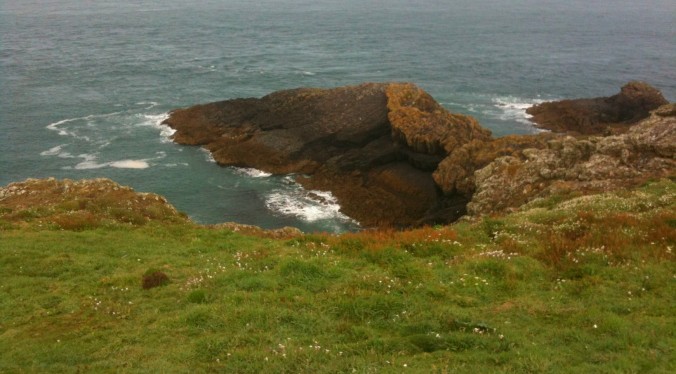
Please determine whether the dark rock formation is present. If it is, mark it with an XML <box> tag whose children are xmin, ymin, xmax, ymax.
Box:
<box><xmin>165</xmin><ymin>82</ymin><xmax>490</xmax><ymax>227</ymax></box>
<box><xmin>526</xmin><ymin>81</ymin><xmax>669</xmax><ymax>135</ymax></box>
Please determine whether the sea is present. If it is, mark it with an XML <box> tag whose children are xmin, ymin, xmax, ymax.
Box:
<box><xmin>1</xmin><ymin>0</ymin><xmax>674</xmax><ymax>232</ymax></box>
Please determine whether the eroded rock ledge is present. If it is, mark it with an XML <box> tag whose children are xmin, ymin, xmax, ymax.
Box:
<box><xmin>165</xmin><ymin>82</ymin><xmax>674</xmax><ymax>227</ymax></box>
<box><xmin>526</xmin><ymin>81</ymin><xmax>668</xmax><ymax>135</ymax></box>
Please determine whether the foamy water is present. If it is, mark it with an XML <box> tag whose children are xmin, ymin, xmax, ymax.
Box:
<box><xmin>40</xmin><ymin>103</ymin><xmax>175</xmax><ymax>170</ymax></box>
<box><xmin>492</xmin><ymin>96</ymin><xmax>547</xmax><ymax>126</ymax></box>
<box><xmin>265</xmin><ymin>177</ymin><xmax>357</xmax><ymax>227</ymax></box>
<box><xmin>234</xmin><ymin>167</ymin><xmax>273</xmax><ymax>178</ymax></box>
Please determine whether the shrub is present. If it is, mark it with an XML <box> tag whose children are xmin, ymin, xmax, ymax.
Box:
<box><xmin>52</xmin><ymin>211</ymin><xmax>101</xmax><ymax>231</ymax></box>
<box><xmin>109</xmin><ymin>207</ymin><xmax>147</xmax><ymax>225</ymax></box>
<box><xmin>142</xmin><ymin>268</ymin><xmax>170</xmax><ymax>289</ymax></box>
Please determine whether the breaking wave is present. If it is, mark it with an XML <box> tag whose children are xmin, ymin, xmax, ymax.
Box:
<box><xmin>265</xmin><ymin>177</ymin><xmax>357</xmax><ymax>225</ymax></box>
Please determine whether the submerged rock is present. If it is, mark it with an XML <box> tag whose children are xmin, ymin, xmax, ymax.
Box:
<box><xmin>526</xmin><ymin>81</ymin><xmax>669</xmax><ymax>135</ymax></box>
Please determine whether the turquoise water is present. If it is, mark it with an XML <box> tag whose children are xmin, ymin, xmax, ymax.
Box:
<box><xmin>1</xmin><ymin>0</ymin><xmax>674</xmax><ymax>232</ymax></box>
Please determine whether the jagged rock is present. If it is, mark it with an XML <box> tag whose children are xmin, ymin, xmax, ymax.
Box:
<box><xmin>467</xmin><ymin>104</ymin><xmax>676</xmax><ymax>215</ymax></box>
<box><xmin>386</xmin><ymin>83</ymin><xmax>491</xmax><ymax>156</ymax></box>
<box><xmin>433</xmin><ymin>134</ymin><xmax>557</xmax><ymax>197</ymax></box>
<box><xmin>526</xmin><ymin>81</ymin><xmax>669</xmax><ymax>135</ymax></box>
<box><xmin>165</xmin><ymin>82</ymin><xmax>489</xmax><ymax>227</ymax></box>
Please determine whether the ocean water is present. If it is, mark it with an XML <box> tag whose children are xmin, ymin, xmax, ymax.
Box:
<box><xmin>1</xmin><ymin>0</ymin><xmax>674</xmax><ymax>232</ymax></box>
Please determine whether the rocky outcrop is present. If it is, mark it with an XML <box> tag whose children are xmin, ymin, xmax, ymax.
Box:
<box><xmin>0</xmin><ymin>178</ymin><xmax>188</xmax><ymax>229</ymax></box>
<box><xmin>467</xmin><ymin>104</ymin><xmax>676</xmax><ymax>215</ymax></box>
<box><xmin>165</xmin><ymin>82</ymin><xmax>490</xmax><ymax>227</ymax></box>
<box><xmin>526</xmin><ymin>81</ymin><xmax>669</xmax><ymax>135</ymax></box>
<box><xmin>166</xmin><ymin>82</ymin><xmax>674</xmax><ymax>227</ymax></box>
<box><xmin>433</xmin><ymin>134</ymin><xmax>558</xmax><ymax>197</ymax></box>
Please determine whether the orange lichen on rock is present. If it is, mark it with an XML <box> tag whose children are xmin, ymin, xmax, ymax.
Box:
<box><xmin>386</xmin><ymin>83</ymin><xmax>491</xmax><ymax>155</ymax></box>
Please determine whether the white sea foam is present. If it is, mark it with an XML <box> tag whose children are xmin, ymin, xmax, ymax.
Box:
<box><xmin>265</xmin><ymin>180</ymin><xmax>355</xmax><ymax>223</ymax></box>
<box><xmin>109</xmin><ymin>160</ymin><xmax>150</xmax><ymax>169</ymax></box>
<box><xmin>138</xmin><ymin>113</ymin><xmax>174</xmax><ymax>142</ymax></box>
<box><xmin>40</xmin><ymin>144</ymin><xmax>65</xmax><ymax>156</ymax></box>
<box><xmin>492</xmin><ymin>96</ymin><xmax>546</xmax><ymax>126</ymax></box>
<box><xmin>200</xmin><ymin>148</ymin><xmax>216</xmax><ymax>163</ymax></box>
<box><xmin>40</xmin><ymin>144</ymin><xmax>76</xmax><ymax>158</ymax></box>
<box><xmin>233</xmin><ymin>167</ymin><xmax>272</xmax><ymax>178</ymax></box>
<box><xmin>135</xmin><ymin>101</ymin><xmax>159</xmax><ymax>109</ymax></box>
<box><xmin>75</xmin><ymin>159</ymin><xmax>150</xmax><ymax>169</ymax></box>
<box><xmin>71</xmin><ymin>154</ymin><xmax>150</xmax><ymax>170</ymax></box>
<box><xmin>73</xmin><ymin>154</ymin><xmax>106</xmax><ymax>169</ymax></box>
<box><xmin>46</xmin><ymin>111</ymin><xmax>124</xmax><ymax>141</ymax></box>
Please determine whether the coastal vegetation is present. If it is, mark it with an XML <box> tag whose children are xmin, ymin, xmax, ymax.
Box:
<box><xmin>1</xmin><ymin>178</ymin><xmax>673</xmax><ymax>373</ymax></box>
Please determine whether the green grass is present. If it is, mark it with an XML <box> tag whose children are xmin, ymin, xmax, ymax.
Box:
<box><xmin>0</xmin><ymin>180</ymin><xmax>674</xmax><ymax>373</ymax></box>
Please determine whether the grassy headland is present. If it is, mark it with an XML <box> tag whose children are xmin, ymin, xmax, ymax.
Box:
<box><xmin>0</xmin><ymin>178</ymin><xmax>674</xmax><ymax>373</ymax></box>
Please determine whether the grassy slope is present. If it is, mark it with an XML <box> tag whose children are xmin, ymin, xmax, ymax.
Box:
<box><xmin>0</xmin><ymin>180</ymin><xmax>674</xmax><ymax>373</ymax></box>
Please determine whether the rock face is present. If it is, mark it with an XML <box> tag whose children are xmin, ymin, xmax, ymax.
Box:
<box><xmin>165</xmin><ymin>82</ymin><xmax>490</xmax><ymax>227</ymax></box>
<box><xmin>467</xmin><ymin>103</ymin><xmax>676</xmax><ymax>215</ymax></box>
<box><xmin>526</xmin><ymin>81</ymin><xmax>669</xmax><ymax>135</ymax></box>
